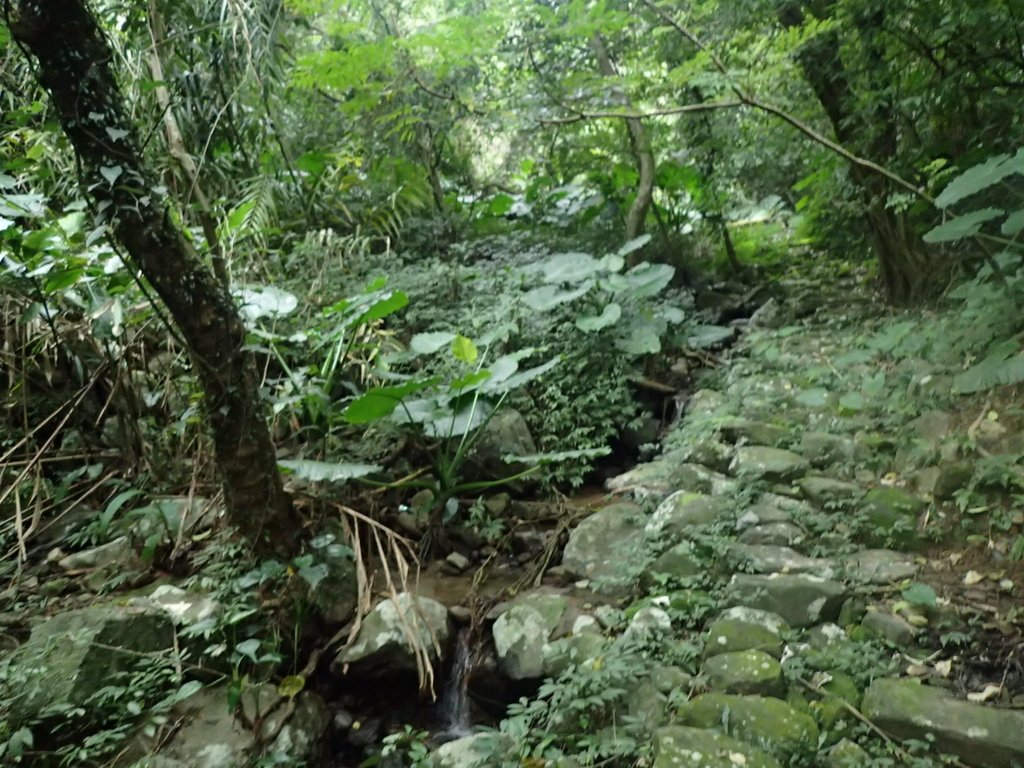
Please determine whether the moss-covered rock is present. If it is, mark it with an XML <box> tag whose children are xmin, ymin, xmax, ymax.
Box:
<box><xmin>726</xmin><ymin>573</ymin><xmax>846</xmax><ymax>627</ymax></box>
<box><xmin>704</xmin><ymin>606</ymin><xmax>789</xmax><ymax>659</ymax></box>
<box><xmin>654</xmin><ymin>726</ymin><xmax>782</xmax><ymax>768</ymax></box>
<box><xmin>859</xmin><ymin>487</ymin><xmax>925</xmax><ymax>549</ymax></box>
<box><xmin>678</xmin><ymin>694</ymin><xmax>819</xmax><ymax>762</ymax></box>
<box><xmin>702</xmin><ymin>650</ymin><xmax>784</xmax><ymax>697</ymax></box>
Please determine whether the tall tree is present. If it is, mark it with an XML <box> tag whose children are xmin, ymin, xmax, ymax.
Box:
<box><xmin>6</xmin><ymin>0</ymin><xmax>301</xmax><ymax>555</ymax></box>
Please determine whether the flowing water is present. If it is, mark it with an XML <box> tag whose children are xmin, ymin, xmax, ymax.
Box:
<box><xmin>435</xmin><ymin>627</ymin><xmax>474</xmax><ymax>740</ymax></box>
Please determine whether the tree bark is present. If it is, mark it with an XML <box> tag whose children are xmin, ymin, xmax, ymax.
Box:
<box><xmin>590</xmin><ymin>33</ymin><xmax>655</xmax><ymax>247</ymax></box>
<box><xmin>8</xmin><ymin>0</ymin><xmax>300</xmax><ymax>555</ymax></box>
<box><xmin>778</xmin><ymin>3</ymin><xmax>932</xmax><ymax>303</ymax></box>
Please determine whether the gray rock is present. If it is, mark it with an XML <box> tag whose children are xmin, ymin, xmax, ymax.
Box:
<box><xmin>470</xmin><ymin>409</ymin><xmax>537</xmax><ymax>478</ymax></box>
<box><xmin>798</xmin><ymin>477</ymin><xmax>861</xmax><ymax>505</ymax></box>
<box><xmin>799</xmin><ymin>432</ymin><xmax>857</xmax><ymax>468</ymax></box>
<box><xmin>934</xmin><ymin>460</ymin><xmax>974</xmax><ymax>500</ymax></box>
<box><xmin>492</xmin><ymin>592</ymin><xmax>570</xmax><ymax>679</ymax></box>
<box><xmin>749</xmin><ymin>298</ymin><xmax>788</xmax><ymax>330</ymax></box>
<box><xmin>823</xmin><ymin>739</ymin><xmax>871</xmax><ymax>767</ymax></box>
<box><xmin>161</xmin><ymin>684</ymin><xmax>254</xmax><ymax>768</ymax></box>
<box><xmin>862</xmin><ymin>678</ymin><xmax>1024</xmax><ymax>768</ymax></box>
<box><xmin>267</xmin><ymin>691</ymin><xmax>330</xmax><ymax>760</ymax></box>
<box><xmin>430</xmin><ymin>732</ymin><xmax>513</xmax><ymax>767</ymax></box>
<box><xmin>640</xmin><ymin>541</ymin><xmax>704</xmax><ymax>590</ymax></box>
<box><xmin>860</xmin><ymin>487</ymin><xmax>925</xmax><ymax>549</ymax></box>
<box><xmin>685</xmin><ymin>389</ymin><xmax>730</xmax><ymax>418</ymax></box>
<box><xmin>679</xmin><ymin>694</ymin><xmax>819</xmax><ymax>762</ymax></box>
<box><xmin>727</xmin><ymin>573</ymin><xmax>846</xmax><ymax>627</ymax></box>
<box><xmin>727</xmin><ymin>543</ymin><xmax>834</xmax><ymax>576</ymax></box>
<box><xmin>730</xmin><ymin>446</ymin><xmax>808</xmax><ymax>482</ymax></box>
<box><xmin>654</xmin><ymin>726</ymin><xmax>781</xmax><ymax>768</ymax></box>
<box><xmin>861</xmin><ymin>608</ymin><xmax>918</xmax><ymax>646</ymax></box>
<box><xmin>720</xmin><ymin>419</ymin><xmax>790</xmax><ymax>447</ymax></box>
<box><xmin>338</xmin><ymin>593</ymin><xmax>450</xmax><ymax>676</ymax></box>
<box><xmin>561</xmin><ymin>502</ymin><xmax>646</xmax><ymax>595</ymax></box>
<box><xmin>57</xmin><ymin>535</ymin><xmax>136</xmax><ymax>571</ymax></box>
<box><xmin>685</xmin><ymin>437</ymin><xmax>734</xmax><ymax>473</ymax></box>
<box><xmin>5</xmin><ymin>603</ymin><xmax>174</xmax><ymax>726</ymax></box>
<box><xmin>140</xmin><ymin>584</ymin><xmax>220</xmax><ymax>627</ymax></box>
<box><xmin>735</xmin><ymin>503</ymin><xmax>792</xmax><ymax>530</ymax></box>
<box><xmin>605</xmin><ymin>460</ymin><xmax>682</xmax><ymax>503</ymax></box>
<box><xmin>646</xmin><ymin>491</ymin><xmax>725</xmax><ymax>539</ymax></box>
<box><xmin>842</xmin><ymin>549</ymin><xmax>917</xmax><ymax>585</ymax></box>
<box><xmin>737</xmin><ymin>522</ymin><xmax>806</xmax><ymax>547</ymax></box>
<box><xmin>305</xmin><ymin>519</ymin><xmax>359</xmax><ymax>624</ymax></box>
<box><xmin>704</xmin><ymin>607</ymin><xmax>789</xmax><ymax>659</ymax></box>
<box><xmin>624</xmin><ymin>606</ymin><xmax>672</xmax><ymax>640</ymax></box>
<box><xmin>702</xmin><ymin>650</ymin><xmax>784</xmax><ymax>697</ymax></box>
<box><xmin>444</xmin><ymin>552</ymin><xmax>471</xmax><ymax>574</ymax></box>
<box><xmin>908</xmin><ymin>410</ymin><xmax>954</xmax><ymax>445</ymax></box>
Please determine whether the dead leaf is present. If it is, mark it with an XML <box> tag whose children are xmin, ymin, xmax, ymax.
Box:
<box><xmin>964</xmin><ymin>570</ymin><xmax>984</xmax><ymax>586</ymax></box>
<box><xmin>967</xmin><ymin>684</ymin><xmax>1002</xmax><ymax>703</ymax></box>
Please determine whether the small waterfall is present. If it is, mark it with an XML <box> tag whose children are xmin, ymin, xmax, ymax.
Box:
<box><xmin>436</xmin><ymin>627</ymin><xmax>473</xmax><ymax>740</ymax></box>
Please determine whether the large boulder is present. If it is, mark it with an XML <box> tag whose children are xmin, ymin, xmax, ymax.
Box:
<box><xmin>678</xmin><ymin>694</ymin><xmax>819</xmax><ymax>762</ymax></box>
<box><xmin>730</xmin><ymin>447</ymin><xmax>808</xmax><ymax>482</ymax></box>
<box><xmin>704</xmin><ymin>607</ymin><xmax>789</xmax><ymax>660</ymax></box>
<box><xmin>726</xmin><ymin>573</ymin><xmax>846</xmax><ymax>627</ymax></box>
<box><xmin>701</xmin><ymin>650</ymin><xmax>784</xmax><ymax>697</ymax></box>
<box><xmin>862</xmin><ymin>678</ymin><xmax>1024</xmax><ymax>768</ymax></box>
<box><xmin>491</xmin><ymin>592</ymin><xmax>572</xmax><ymax>679</ymax></box>
<box><xmin>646</xmin><ymin>491</ymin><xmax>726</xmax><ymax>540</ymax></box>
<box><xmin>561</xmin><ymin>502</ymin><xmax>647</xmax><ymax>595</ymax></box>
<box><xmin>470</xmin><ymin>409</ymin><xmax>537</xmax><ymax>479</ymax></box>
<box><xmin>859</xmin><ymin>487</ymin><xmax>925</xmax><ymax>549</ymax></box>
<box><xmin>4</xmin><ymin>603</ymin><xmax>174</xmax><ymax>726</ymax></box>
<box><xmin>337</xmin><ymin>593</ymin><xmax>451</xmax><ymax>677</ymax></box>
<box><xmin>654</xmin><ymin>726</ymin><xmax>781</xmax><ymax>768</ymax></box>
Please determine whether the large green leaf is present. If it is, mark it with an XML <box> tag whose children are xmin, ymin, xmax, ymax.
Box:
<box><xmin>278</xmin><ymin>459</ymin><xmax>381</xmax><ymax>482</ymax></box>
<box><xmin>687</xmin><ymin>325</ymin><xmax>733</xmax><ymax>349</ymax></box>
<box><xmin>605</xmin><ymin>262</ymin><xmax>674</xmax><ymax>298</ymax></box>
<box><xmin>923</xmin><ymin>208</ymin><xmax>1004</xmax><ymax>243</ymax></box>
<box><xmin>953</xmin><ymin>345</ymin><xmax>1024</xmax><ymax>394</ymax></box>
<box><xmin>616</xmin><ymin>234</ymin><xmax>652</xmax><ymax>258</ymax></box>
<box><xmin>1002</xmin><ymin>208</ymin><xmax>1024</xmax><ymax>237</ymax></box>
<box><xmin>576</xmin><ymin>302</ymin><xmax>622</xmax><ymax>332</ymax></box>
<box><xmin>342</xmin><ymin>379</ymin><xmax>437</xmax><ymax>423</ymax></box>
<box><xmin>537</xmin><ymin>251</ymin><xmax>602</xmax><ymax>283</ymax></box>
<box><xmin>452</xmin><ymin>335</ymin><xmax>478</xmax><ymax>363</ymax></box>
<box><xmin>486</xmin><ymin>356</ymin><xmax>559</xmax><ymax>392</ymax></box>
<box><xmin>523</xmin><ymin>282</ymin><xmax>593</xmax><ymax>311</ymax></box>
<box><xmin>934</xmin><ymin>149</ymin><xmax>1024</xmax><ymax>208</ymax></box>
<box><xmin>354</xmin><ymin>290</ymin><xmax>408</xmax><ymax>325</ymax></box>
<box><xmin>410</xmin><ymin>331</ymin><xmax>457</xmax><ymax>354</ymax></box>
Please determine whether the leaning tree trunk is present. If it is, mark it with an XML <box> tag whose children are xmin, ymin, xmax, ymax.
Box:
<box><xmin>778</xmin><ymin>4</ymin><xmax>931</xmax><ymax>303</ymax></box>
<box><xmin>8</xmin><ymin>0</ymin><xmax>301</xmax><ymax>555</ymax></box>
<box><xmin>590</xmin><ymin>33</ymin><xmax>656</xmax><ymax>247</ymax></box>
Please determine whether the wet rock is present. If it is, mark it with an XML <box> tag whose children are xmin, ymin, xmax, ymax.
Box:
<box><xmin>685</xmin><ymin>389</ymin><xmax>730</xmax><ymax>419</ymax></box>
<box><xmin>654</xmin><ymin>726</ymin><xmax>781</xmax><ymax>768</ymax></box>
<box><xmin>561</xmin><ymin>502</ymin><xmax>646</xmax><ymax>595</ymax></box>
<box><xmin>444</xmin><ymin>552</ymin><xmax>471</xmax><ymax>575</ymax></box>
<box><xmin>702</xmin><ymin>650</ymin><xmax>784</xmax><ymax>697</ymax></box>
<box><xmin>543</xmin><ymin>632</ymin><xmax>607</xmax><ymax>678</ymax></box>
<box><xmin>646</xmin><ymin>491</ymin><xmax>726</xmax><ymax>539</ymax></box>
<box><xmin>860</xmin><ymin>608</ymin><xmax>918</xmax><ymax>646</ymax></box>
<box><xmin>726</xmin><ymin>544</ymin><xmax>834</xmax><ymax>576</ymax></box>
<box><xmin>730</xmin><ymin>446</ymin><xmax>808</xmax><ymax>482</ymax></box>
<box><xmin>6</xmin><ymin>602</ymin><xmax>173</xmax><ymax>726</ymax></box>
<box><xmin>933</xmin><ymin>459</ymin><xmax>974</xmax><ymax>500</ymax></box>
<box><xmin>624</xmin><ymin>606</ymin><xmax>672</xmax><ymax>640</ymax></box>
<box><xmin>678</xmin><ymin>694</ymin><xmax>819</xmax><ymax>762</ymax></box>
<box><xmin>737</xmin><ymin>522</ymin><xmax>806</xmax><ymax>547</ymax></box>
<box><xmin>862</xmin><ymin>678</ymin><xmax>1024</xmax><ymax>768</ymax></box>
<box><xmin>704</xmin><ymin>607</ymin><xmax>789</xmax><ymax>659</ymax></box>
<box><xmin>429</xmin><ymin>732</ymin><xmax>514</xmax><ymax>767</ymax></box>
<box><xmin>266</xmin><ymin>691</ymin><xmax>330</xmax><ymax>760</ymax></box>
<box><xmin>726</xmin><ymin>573</ymin><xmax>846</xmax><ymax>627</ymax></box>
<box><xmin>798</xmin><ymin>477</ymin><xmax>860</xmax><ymax>505</ymax></box>
<box><xmin>338</xmin><ymin>593</ymin><xmax>451</xmax><ymax>677</ymax></box>
<box><xmin>605</xmin><ymin>460</ymin><xmax>683</xmax><ymax>502</ymax></box>
<box><xmin>842</xmin><ymin>549</ymin><xmax>917</xmax><ymax>585</ymax></box>
<box><xmin>674</xmin><ymin>463</ymin><xmax>738</xmax><ymax>495</ymax></box>
<box><xmin>860</xmin><ymin>487</ymin><xmax>925</xmax><ymax>549</ymax></box>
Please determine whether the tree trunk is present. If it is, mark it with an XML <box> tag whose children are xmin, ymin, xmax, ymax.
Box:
<box><xmin>590</xmin><ymin>34</ymin><xmax>656</xmax><ymax>247</ymax></box>
<box><xmin>9</xmin><ymin>0</ymin><xmax>301</xmax><ymax>555</ymax></box>
<box><xmin>778</xmin><ymin>3</ymin><xmax>932</xmax><ymax>303</ymax></box>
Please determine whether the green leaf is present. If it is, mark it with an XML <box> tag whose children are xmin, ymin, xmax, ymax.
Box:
<box><xmin>487</xmin><ymin>193</ymin><xmax>515</xmax><ymax>216</ymax></box>
<box><xmin>796</xmin><ymin>388</ymin><xmax>829</xmax><ymax>407</ymax></box>
<box><xmin>298</xmin><ymin>563</ymin><xmax>329</xmax><ymax>591</ymax></box>
<box><xmin>485</xmin><ymin>356</ymin><xmax>559</xmax><ymax>392</ymax></box>
<box><xmin>1001</xmin><ymin>208</ymin><xmax>1024</xmax><ymax>237</ymax></box>
<box><xmin>342</xmin><ymin>379</ymin><xmax>437</xmax><ymax>423</ymax></box>
<box><xmin>617</xmin><ymin>325</ymin><xmax>661</xmax><ymax>355</ymax></box>
<box><xmin>99</xmin><ymin>165</ymin><xmax>123</xmax><ymax>185</ymax></box>
<box><xmin>934</xmin><ymin>149</ymin><xmax>1024</xmax><ymax>208</ymax></box>
<box><xmin>355</xmin><ymin>291</ymin><xmax>408</xmax><ymax>324</ymax></box>
<box><xmin>605</xmin><ymin>262</ymin><xmax>674</xmax><ymax>298</ymax></box>
<box><xmin>452</xmin><ymin>335</ymin><xmax>478</xmax><ymax>363</ymax></box>
<box><xmin>523</xmin><ymin>282</ymin><xmax>593</xmax><ymax>311</ymax></box>
<box><xmin>234</xmin><ymin>638</ymin><xmax>261</xmax><ymax>662</ymax></box>
<box><xmin>576</xmin><ymin>302</ymin><xmax>622</xmax><ymax>332</ymax></box>
<box><xmin>278</xmin><ymin>459</ymin><xmax>381</xmax><ymax>482</ymax></box>
<box><xmin>98</xmin><ymin>489</ymin><xmax>145</xmax><ymax>535</ymax></box>
<box><xmin>616</xmin><ymin>234</ymin><xmax>652</xmax><ymax>258</ymax></box>
<box><xmin>923</xmin><ymin>208</ymin><xmax>1004</xmax><ymax>243</ymax></box>
<box><xmin>838</xmin><ymin>392</ymin><xmax>865</xmax><ymax>412</ymax></box>
<box><xmin>410</xmin><ymin>331</ymin><xmax>457</xmax><ymax>354</ymax></box>
<box><xmin>953</xmin><ymin>349</ymin><xmax>1024</xmax><ymax>394</ymax></box>
<box><xmin>901</xmin><ymin>583</ymin><xmax>937</xmax><ymax>607</ymax></box>
<box><xmin>450</xmin><ymin>370</ymin><xmax>492</xmax><ymax>390</ymax></box>
<box><xmin>278</xmin><ymin>675</ymin><xmax>306</xmax><ymax>699</ymax></box>
<box><xmin>687</xmin><ymin>325</ymin><xmax>733</xmax><ymax>349</ymax></box>
<box><xmin>536</xmin><ymin>251</ymin><xmax>602</xmax><ymax>283</ymax></box>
